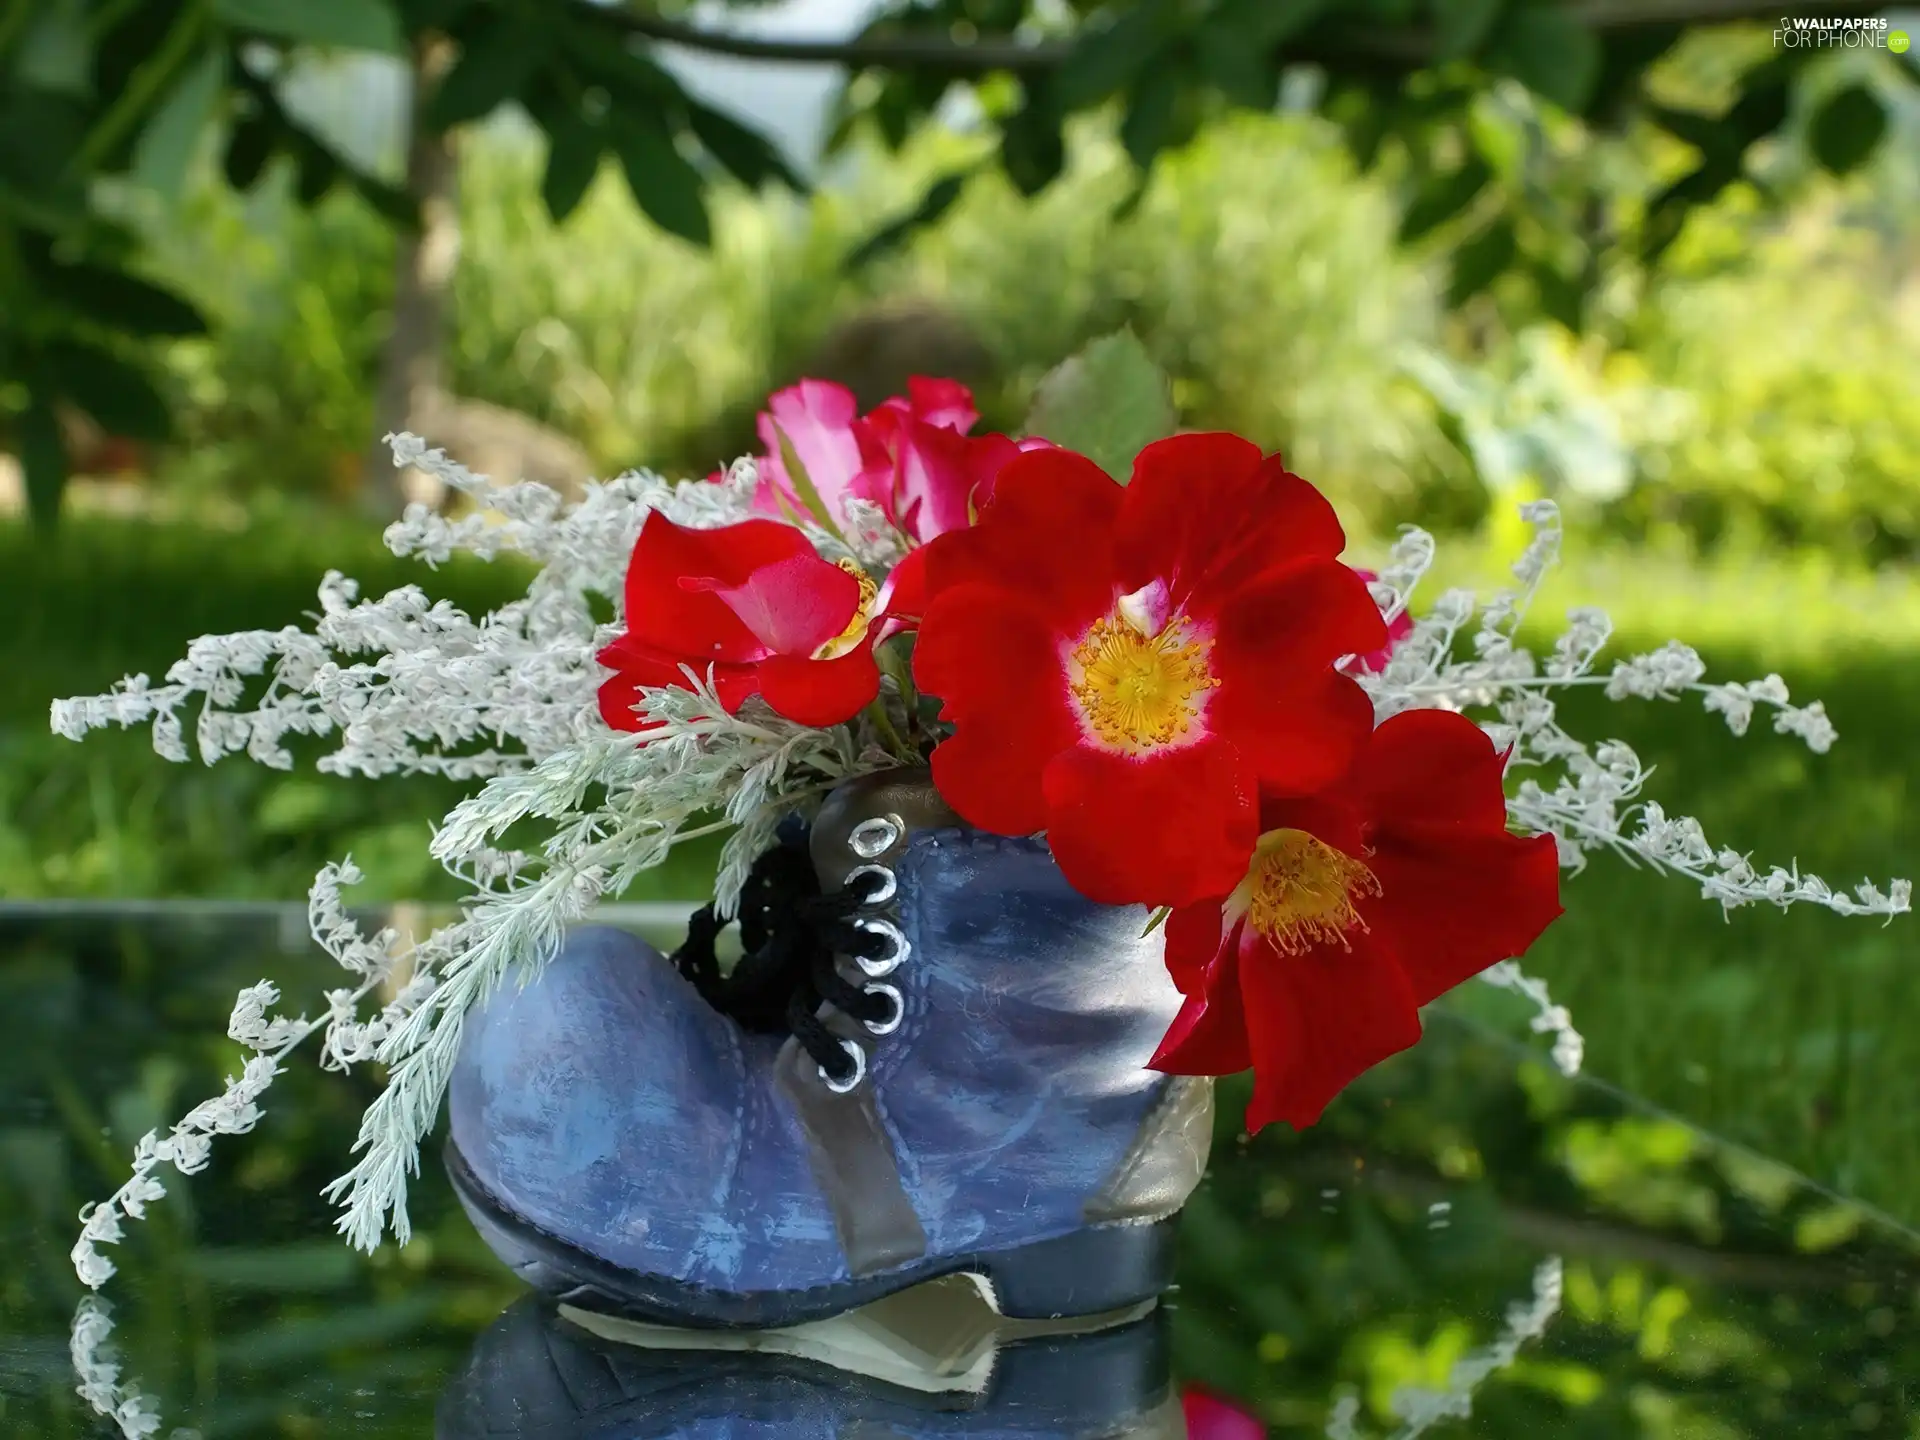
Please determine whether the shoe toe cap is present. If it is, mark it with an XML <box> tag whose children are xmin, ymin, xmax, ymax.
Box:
<box><xmin>448</xmin><ymin>926</ymin><xmax>745</xmax><ymax>1271</ymax></box>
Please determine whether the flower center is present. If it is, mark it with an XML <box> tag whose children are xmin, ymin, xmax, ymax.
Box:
<box><xmin>1067</xmin><ymin>602</ymin><xmax>1218</xmax><ymax>752</ymax></box>
<box><xmin>814</xmin><ymin>558</ymin><xmax>879</xmax><ymax>660</ymax></box>
<box><xmin>1230</xmin><ymin>828</ymin><xmax>1382</xmax><ymax>956</ymax></box>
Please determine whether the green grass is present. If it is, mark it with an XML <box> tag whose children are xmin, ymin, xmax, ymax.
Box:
<box><xmin>1425</xmin><ymin>539</ymin><xmax>1920</xmax><ymax>1227</ymax></box>
<box><xmin>5</xmin><ymin>511</ymin><xmax>1918</xmax><ymax>1223</ymax></box>
<box><xmin>0</xmin><ymin>509</ymin><xmax>720</xmax><ymax>902</ymax></box>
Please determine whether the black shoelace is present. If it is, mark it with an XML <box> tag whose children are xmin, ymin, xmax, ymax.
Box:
<box><xmin>669</xmin><ymin>831</ymin><xmax>896</xmax><ymax>1084</ymax></box>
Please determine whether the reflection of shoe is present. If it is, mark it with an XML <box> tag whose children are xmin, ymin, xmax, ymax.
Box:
<box><xmin>446</xmin><ymin>768</ymin><xmax>1214</xmax><ymax>1328</ymax></box>
<box><xmin>433</xmin><ymin>1289</ymin><xmax>1184</xmax><ymax>1440</ymax></box>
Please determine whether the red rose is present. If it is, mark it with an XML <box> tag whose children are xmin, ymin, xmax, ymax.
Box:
<box><xmin>597</xmin><ymin>513</ymin><xmax>919</xmax><ymax>731</ymax></box>
<box><xmin>911</xmin><ymin>434</ymin><xmax>1387</xmax><ymax>908</ymax></box>
<box><xmin>1150</xmin><ymin>708</ymin><xmax>1564</xmax><ymax>1132</ymax></box>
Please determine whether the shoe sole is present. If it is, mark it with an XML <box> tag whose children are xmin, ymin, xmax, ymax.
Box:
<box><xmin>445</xmin><ymin>1141</ymin><xmax>1181</xmax><ymax>1330</ymax></box>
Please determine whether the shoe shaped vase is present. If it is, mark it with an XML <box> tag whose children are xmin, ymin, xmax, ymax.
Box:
<box><xmin>446</xmin><ymin>767</ymin><xmax>1214</xmax><ymax>1328</ymax></box>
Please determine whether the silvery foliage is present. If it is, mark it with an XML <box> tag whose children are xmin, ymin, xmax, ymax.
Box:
<box><xmin>1324</xmin><ymin>1256</ymin><xmax>1564</xmax><ymax>1439</ymax></box>
<box><xmin>54</xmin><ymin>447</ymin><xmax>1908</xmax><ymax>1298</ymax></box>
<box><xmin>1352</xmin><ymin>500</ymin><xmax>1911</xmax><ymax>1078</ymax></box>
<box><xmin>60</xmin><ymin>437</ymin><xmax>875</xmax><ymax>1288</ymax></box>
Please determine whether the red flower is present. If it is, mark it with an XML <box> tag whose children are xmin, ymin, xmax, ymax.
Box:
<box><xmin>911</xmin><ymin>434</ymin><xmax>1387</xmax><ymax>908</ymax></box>
<box><xmin>1150</xmin><ymin>708</ymin><xmax>1564</xmax><ymax>1132</ymax></box>
<box><xmin>1351</xmin><ymin>567</ymin><xmax>1415</xmax><ymax>674</ymax></box>
<box><xmin>724</xmin><ymin>376</ymin><xmax>1048</xmax><ymax>545</ymax></box>
<box><xmin>597</xmin><ymin>513</ymin><xmax>920</xmax><ymax>731</ymax></box>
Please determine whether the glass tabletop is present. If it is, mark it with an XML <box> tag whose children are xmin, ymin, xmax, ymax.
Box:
<box><xmin>3</xmin><ymin>906</ymin><xmax>1915</xmax><ymax>1438</ymax></box>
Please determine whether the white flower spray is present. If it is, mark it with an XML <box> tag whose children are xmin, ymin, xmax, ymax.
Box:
<box><xmin>54</xmin><ymin>450</ymin><xmax>1907</xmax><ymax>1305</ymax></box>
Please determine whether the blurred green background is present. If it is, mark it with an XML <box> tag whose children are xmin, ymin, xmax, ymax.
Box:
<box><xmin>1</xmin><ymin>0</ymin><xmax>1918</xmax><ymax>1398</ymax></box>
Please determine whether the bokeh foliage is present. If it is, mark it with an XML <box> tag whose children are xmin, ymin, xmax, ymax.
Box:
<box><xmin>2</xmin><ymin>0</ymin><xmax>1913</xmax><ymax>525</ymax></box>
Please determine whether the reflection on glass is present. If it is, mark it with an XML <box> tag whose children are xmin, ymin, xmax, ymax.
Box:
<box><xmin>2</xmin><ymin>909</ymin><xmax>1915</xmax><ymax>1438</ymax></box>
<box><xmin>437</xmin><ymin>1285</ymin><xmax>1179</xmax><ymax>1438</ymax></box>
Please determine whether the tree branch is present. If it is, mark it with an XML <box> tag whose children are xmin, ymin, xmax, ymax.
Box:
<box><xmin>605</xmin><ymin>0</ymin><xmax>1885</xmax><ymax>74</ymax></box>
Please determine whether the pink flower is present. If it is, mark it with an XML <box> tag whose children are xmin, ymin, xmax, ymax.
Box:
<box><xmin>723</xmin><ymin>376</ymin><xmax>1050</xmax><ymax>546</ymax></box>
<box><xmin>1351</xmin><ymin>568</ymin><xmax>1414</xmax><ymax>674</ymax></box>
<box><xmin>1182</xmin><ymin>1385</ymin><xmax>1266</xmax><ymax>1440</ymax></box>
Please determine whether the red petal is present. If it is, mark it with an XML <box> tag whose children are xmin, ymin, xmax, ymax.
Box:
<box><xmin>916</xmin><ymin>585</ymin><xmax>1078</xmax><ymax>835</ymax></box>
<box><xmin>1206</xmin><ymin>560</ymin><xmax>1386</xmax><ymax>794</ymax></box>
<box><xmin>1362</xmin><ymin>827</ymin><xmax>1564</xmax><ymax>1006</ymax></box>
<box><xmin>1040</xmin><ymin>739</ymin><xmax>1257</xmax><ymax>907</ymax></box>
<box><xmin>924</xmin><ymin>447</ymin><xmax>1121</xmax><ymax>620</ymax></box>
<box><xmin>688</xmin><ymin>549</ymin><xmax>860</xmax><ymax>657</ymax></box>
<box><xmin>756</xmin><ymin>647</ymin><xmax>882</xmax><ymax>728</ymax></box>
<box><xmin>1164</xmin><ymin>899</ymin><xmax>1229</xmax><ymax>993</ymax></box>
<box><xmin>1150</xmin><ymin>940</ymin><xmax>1253</xmax><ymax>1075</ymax></box>
<box><xmin>1214</xmin><ymin>559</ymin><xmax>1390</xmax><ymax>682</ymax></box>
<box><xmin>1341</xmin><ymin>707</ymin><xmax>1514</xmax><ymax>832</ymax></box>
<box><xmin>1114</xmin><ymin>436</ymin><xmax>1350</xmax><ymax>618</ymax></box>
<box><xmin>872</xmin><ymin>545</ymin><xmax>928</xmax><ymax>643</ymax></box>
<box><xmin>596</xmin><ymin>637</ymin><xmax>759</xmax><ymax>730</ymax></box>
<box><xmin>1210</xmin><ymin>666</ymin><xmax>1377</xmax><ymax>800</ymax></box>
<box><xmin>901</xmin><ymin>375</ymin><xmax>978</xmax><ymax>432</ymax></box>
<box><xmin>1240</xmin><ymin>926</ymin><xmax>1423</xmax><ymax>1133</ymax></box>
<box><xmin>620</xmin><ymin>515</ymin><xmax>817</xmax><ymax>661</ymax></box>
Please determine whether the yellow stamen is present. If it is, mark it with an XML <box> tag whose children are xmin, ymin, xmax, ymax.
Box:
<box><xmin>1229</xmin><ymin>829</ymin><xmax>1382</xmax><ymax>956</ymax></box>
<box><xmin>814</xmin><ymin>558</ymin><xmax>879</xmax><ymax>660</ymax></box>
<box><xmin>1067</xmin><ymin>610</ymin><xmax>1219</xmax><ymax>752</ymax></box>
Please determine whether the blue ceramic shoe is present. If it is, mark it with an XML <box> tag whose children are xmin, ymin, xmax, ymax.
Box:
<box><xmin>433</xmin><ymin>1293</ymin><xmax>1183</xmax><ymax>1440</ymax></box>
<box><xmin>445</xmin><ymin>768</ymin><xmax>1214</xmax><ymax>1328</ymax></box>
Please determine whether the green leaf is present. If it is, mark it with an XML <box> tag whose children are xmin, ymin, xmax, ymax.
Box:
<box><xmin>1433</xmin><ymin>0</ymin><xmax>1505</xmax><ymax>61</ymax></box>
<box><xmin>1398</xmin><ymin>154</ymin><xmax>1493</xmax><ymax>242</ymax></box>
<box><xmin>1055</xmin><ymin>1</ymin><xmax>1171</xmax><ymax>109</ymax></box>
<box><xmin>294</xmin><ymin>142</ymin><xmax>336</xmax><ymax>203</ymax></box>
<box><xmin>540</xmin><ymin>107</ymin><xmax>603</xmax><ymax>223</ymax></box>
<box><xmin>1809</xmin><ymin>85</ymin><xmax>1886</xmax><ymax>176</ymax></box>
<box><xmin>224</xmin><ymin>110</ymin><xmax>276</xmax><ymax>190</ymax></box>
<box><xmin>34</xmin><ymin>261</ymin><xmax>209</xmax><ymax>337</ymax></box>
<box><xmin>1001</xmin><ymin>84</ymin><xmax>1066</xmax><ymax>196</ymax></box>
<box><xmin>17</xmin><ymin>397</ymin><xmax>68</xmax><ymax>532</ymax></box>
<box><xmin>1647</xmin><ymin>103</ymin><xmax>1732</xmax><ymax>158</ymax></box>
<box><xmin>610</xmin><ymin>118</ymin><xmax>711</xmax><ymax>247</ymax></box>
<box><xmin>1447</xmin><ymin>215</ymin><xmax>1516</xmax><ymax>304</ymax></box>
<box><xmin>18</xmin><ymin>0</ymin><xmax>94</xmax><ymax>98</ymax></box>
<box><xmin>34</xmin><ymin>342</ymin><xmax>173</xmax><ymax>440</ymax></box>
<box><xmin>214</xmin><ymin>0</ymin><xmax>401</xmax><ymax>52</ymax></box>
<box><xmin>1211</xmin><ymin>0</ymin><xmax>1333</xmax><ymax>46</ymax></box>
<box><xmin>426</xmin><ymin>16</ymin><xmax>553</xmax><ymax>130</ymax></box>
<box><xmin>770</xmin><ymin>424</ymin><xmax>845</xmax><ymax>541</ymax></box>
<box><xmin>1196</xmin><ymin>23</ymin><xmax>1280</xmax><ymax>112</ymax></box>
<box><xmin>132</xmin><ymin>45</ymin><xmax>226</xmax><ymax>197</ymax></box>
<box><xmin>1529</xmin><ymin>259</ymin><xmax>1585</xmax><ymax>330</ymax></box>
<box><xmin>686</xmin><ymin>100</ymin><xmax>804</xmax><ymax>193</ymax></box>
<box><xmin>842</xmin><ymin>168</ymin><xmax>975</xmax><ymax>271</ymax></box>
<box><xmin>1487</xmin><ymin>6</ymin><xmax>1602</xmax><ymax>113</ymax></box>
<box><xmin>1021</xmin><ymin>329</ymin><xmax>1177</xmax><ymax>482</ymax></box>
<box><xmin>348</xmin><ymin>168</ymin><xmax>416</xmax><ymax>225</ymax></box>
<box><xmin>1120</xmin><ymin>66</ymin><xmax>1181</xmax><ymax>171</ymax></box>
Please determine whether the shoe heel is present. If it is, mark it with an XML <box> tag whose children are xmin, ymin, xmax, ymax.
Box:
<box><xmin>981</xmin><ymin>1216</ymin><xmax>1180</xmax><ymax>1320</ymax></box>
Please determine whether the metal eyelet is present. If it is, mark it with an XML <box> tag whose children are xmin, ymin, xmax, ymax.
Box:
<box><xmin>844</xmin><ymin>863</ymin><xmax>897</xmax><ymax>906</ymax></box>
<box><xmin>820</xmin><ymin>1038</ymin><xmax>867</xmax><ymax>1094</ymax></box>
<box><xmin>851</xmin><ymin>917</ymin><xmax>909</xmax><ymax>977</ymax></box>
<box><xmin>849</xmin><ymin>817</ymin><xmax>901</xmax><ymax>859</ymax></box>
<box><xmin>862</xmin><ymin>982</ymin><xmax>903</xmax><ymax>1036</ymax></box>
